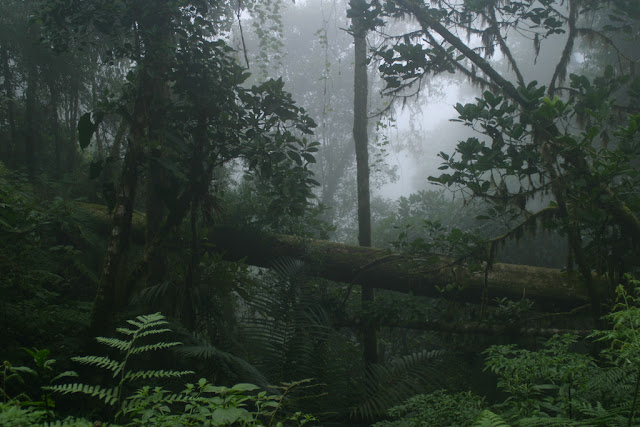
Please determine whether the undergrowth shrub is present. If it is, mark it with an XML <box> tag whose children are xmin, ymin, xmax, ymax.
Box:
<box><xmin>372</xmin><ymin>389</ymin><xmax>485</xmax><ymax>426</ymax></box>
<box><xmin>374</xmin><ymin>279</ymin><xmax>640</xmax><ymax>427</ymax></box>
<box><xmin>37</xmin><ymin>312</ymin><xmax>316</xmax><ymax>426</ymax></box>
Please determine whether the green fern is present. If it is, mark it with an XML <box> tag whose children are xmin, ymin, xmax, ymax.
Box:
<box><xmin>45</xmin><ymin>312</ymin><xmax>193</xmax><ymax>410</ymax></box>
<box><xmin>48</xmin><ymin>384</ymin><xmax>120</xmax><ymax>406</ymax></box>
<box><xmin>42</xmin><ymin>418</ymin><xmax>96</xmax><ymax>427</ymax></box>
<box><xmin>349</xmin><ymin>350</ymin><xmax>445</xmax><ymax>421</ymax></box>
<box><xmin>474</xmin><ymin>409</ymin><xmax>511</xmax><ymax>427</ymax></box>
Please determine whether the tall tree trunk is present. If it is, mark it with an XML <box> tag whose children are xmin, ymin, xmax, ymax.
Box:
<box><xmin>90</xmin><ymin>5</ymin><xmax>172</xmax><ymax>335</ymax></box>
<box><xmin>68</xmin><ymin>78</ymin><xmax>80</xmax><ymax>171</ymax></box>
<box><xmin>143</xmin><ymin>63</ymin><xmax>173</xmax><ymax>300</ymax></box>
<box><xmin>1</xmin><ymin>47</ymin><xmax>17</xmax><ymax>160</ymax></box>
<box><xmin>90</xmin><ymin>133</ymin><xmax>142</xmax><ymax>335</ymax></box>
<box><xmin>47</xmin><ymin>74</ymin><xmax>63</xmax><ymax>178</ymax></box>
<box><xmin>351</xmin><ymin>0</ymin><xmax>377</xmax><ymax>367</ymax></box>
<box><xmin>24</xmin><ymin>60</ymin><xmax>38</xmax><ymax>180</ymax></box>
<box><xmin>92</xmin><ymin>81</ymin><xmax>104</xmax><ymax>159</ymax></box>
<box><xmin>183</xmin><ymin>111</ymin><xmax>207</xmax><ymax>330</ymax></box>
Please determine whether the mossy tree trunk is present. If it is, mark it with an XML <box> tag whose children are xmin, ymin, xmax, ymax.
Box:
<box><xmin>351</xmin><ymin>0</ymin><xmax>377</xmax><ymax>367</ymax></box>
<box><xmin>205</xmin><ymin>225</ymin><xmax>596</xmax><ymax>311</ymax></box>
<box><xmin>89</xmin><ymin>5</ymin><xmax>173</xmax><ymax>336</ymax></box>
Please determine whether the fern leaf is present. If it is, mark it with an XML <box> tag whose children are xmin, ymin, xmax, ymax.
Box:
<box><xmin>474</xmin><ymin>409</ymin><xmax>510</xmax><ymax>427</ymax></box>
<box><xmin>128</xmin><ymin>341</ymin><xmax>182</xmax><ymax>355</ymax></box>
<box><xmin>126</xmin><ymin>319</ymin><xmax>143</xmax><ymax>329</ymax></box>
<box><xmin>94</xmin><ymin>336</ymin><xmax>131</xmax><ymax>352</ymax></box>
<box><xmin>137</xmin><ymin>320</ymin><xmax>169</xmax><ymax>332</ymax></box>
<box><xmin>123</xmin><ymin>369</ymin><xmax>195</xmax><ymax>381</ymax></box>
<box><xmin>43</xmin><ymin>417</ymin><xmax>95</xmax><ymax>427</ymax></box>
<box><xmin>50</xmin><ymin>370</ymin><xmax>79</xmax><ymax>383</ymax></box>
<box><xmin>70</xmin><ymin>355</ymin><xmax>121</xmax><ymax>373</ymax></box>
<box><xmin>517</xmin><ymin>416</ymin><xmax>583</xmax><ymax>426</ymax></box>
<box><xmin>45</xmin><ymin>383</ymin><xmax>119</xmax><ymax>406</ymax></box>
<box><xmin>135</xmin><ymin>328</ymin><xmax>172</xmax><ymax>339</ymax></box>
<box><xmin>115</xmin><ymin>327</ymin><xmax>136</xmax><ymax>336</ymax></box>
<box><xmin>135</xmin><ymin>312</ymin><xmax>166</xmax><ymax>324</ymax></box>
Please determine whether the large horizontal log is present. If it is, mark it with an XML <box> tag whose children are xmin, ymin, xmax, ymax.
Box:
<box><xmin>208</xmin><ymin>226</ymin><xmax>595</xmax><ymax>310</ymax></box>
<box><xmin>77</xmin><ymin>203</ymin><xmax>595</xmax><ymax>310</ymax></box>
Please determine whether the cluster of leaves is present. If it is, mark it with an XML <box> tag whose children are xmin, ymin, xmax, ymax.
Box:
<box><xmin>374</xmin><ymin>190</ymin><xmax>487</xmax><ymax>248</ymax></box>
<box><xmin>1</xmin><ymin>313</ymin><xmax>317</xmax><ymax>426</ymax></box>
<box><xmin>1</xmin><ymin>347</ymin><xmax>77</xmax><ymax>426</ymax></box>
<box><xmin>372</xmin><ymin>389</ymin><xmax>485</xmax><ymax>427</ymax></box>
<box><xmin>0</xmin><ymin>164</ymin><xmax>100</xmax><ymax>358</ymax></box>
<box><xmin>380</xmin><ymin>278</ymin><xmax>640</xmax><ymax>427</ymax></box>
<box><xmin>431</xmin><ymin>68</ymin><xmax>640</xmax><ymax>278</ymax></box>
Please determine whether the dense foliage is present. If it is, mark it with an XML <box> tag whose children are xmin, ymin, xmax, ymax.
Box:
<box><xmin>1</xmin><ymin>0</ymin><xmax>639</xmax><ymax>425</ymax></box>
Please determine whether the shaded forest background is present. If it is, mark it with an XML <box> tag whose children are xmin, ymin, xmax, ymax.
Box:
<box><xmin>1</xmin><ymin>0</ymin><xmax>640</xmax><ymax>425</ymax></box>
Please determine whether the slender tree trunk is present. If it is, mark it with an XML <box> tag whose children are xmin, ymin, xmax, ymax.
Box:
<box><xmin>90</xmin><ymin>6</ymin><xmax>173</xmax><ymax>335</ymax></box>
<box><xmin>91</xmin><ymin>134</ymin><xmax>142</xmax><ymax>335</ymax></box>
<box><xmin>351</xmin><ymin>0</ymin><xmax>377</xmax><ymax>367</ymax></box>
<box><xmin>24</xmin><ymin>60</ymin><xmax>38</xmax><ymax>180</ymax></box>
<box><xmin>47</xmin><ymin>74</ymin><xmax>63</xmax><ymax>178</ymax></box>
<box><xmin>68</xmin><ymin>79</ymin><xmax>80</xmax><ymax>171</ymax></box>
<box><xmin>1</xmin><ymin>47</ymin><xmax>17</xmax><ymax>160</ymax></box>
<box><xmin>92</xmin><ymin>81</ymin><xmax>104</xmax><ymax>159</ymax></box>
<box><xmin>183</xmin><ymin>111</ymin><xmax>207</xmax><ymax>330</ymax></box>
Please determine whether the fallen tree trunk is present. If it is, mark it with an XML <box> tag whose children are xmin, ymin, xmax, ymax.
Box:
<box><xmin>208</xmin><ymin>226</ymin><xmax>595</xmax><ymax>310</ymax></box>
<box><xmin>78</xmin><ymin>203</ymin><xmax>597</xmax><ymax>310</ymax></box>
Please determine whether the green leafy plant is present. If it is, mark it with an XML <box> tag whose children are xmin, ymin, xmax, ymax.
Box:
<box><xmin>1</xmin><ymin>347</ymin><xmax>77</xmax><ymax>423</ymax></box>
<box><xmin>0</xmin><ymin>401</ymin><xmax>49</xmax><ymax>427</ymax></box>
<box><xmin>122</xmin><ymin>378</ymin><xmax>317</xmax><ymax>426</ymax></box>
<box><xmin>484</xmin><ymin>334</ymin><xmax>594</xmax><ymax>420</ymax></box>
<box><xmin>591</xmin><ymin>278</ymin><xmax>640</xmax><ymax>426</ymax></box>
<box><xmin>39</xmin><ymin>312</ymin><xmax>317</xmax><ymax>426</ymax></box>
<box><xmin>474</xmin><ymin>409</ymin><xmax>511</xmax><ymax>427</ymax></box>
<box><xmin>372</xmin><ymin>389</ymin><xmax>485</xmax><ymax>427</ymax></box>
<box><xmin>46</xmin><ymin>312</ymin><xmax>194</xmax><ymax>415</ymax></box>
<box><xmin>476</xmin><ymin>278</ymin><xmax>640</xmax><ymax>426</ymax></box>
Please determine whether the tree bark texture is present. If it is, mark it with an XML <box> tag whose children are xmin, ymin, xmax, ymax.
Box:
<box><xmin>24</xmin><ymin>60</ymin><xmax>38</xmax><ymax>179</ymax></box>
<box><xmin>1</xmin><ymin>47</ymin><xmax>17</xmax><ymax>159</ymax></box>
<box><xmin>89</xmin><ymin>5</ymin><xmax>172</xmax><ymax>335</ymax></box>
<box><xmin>351</xmin><ymin>1</ymin><xmax>377</xmax><ymax>367</ymax></box>
<box><xmin>206</xmin><ymin>225</ymin><xmax>595</xmax><ymax>312</ymax></box>
<box><xmin>352</xmin><ymin>6</ymin><xmax>372</xmax><ymax>249</ymax></box>
<box><xmin>79</xmin><ymin>204</ymin><xmax>598</xmax><ymax>314</ymax></box>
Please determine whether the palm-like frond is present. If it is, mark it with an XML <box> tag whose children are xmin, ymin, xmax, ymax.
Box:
<box><xmin>179</xmin><ymin>339</ymin><xmax>270</xmax><ymax>387</ymax></box>
<box><xmin>348</xmin><ymin>350</ymin><xmax>445</xmax><ymax>422</ymax></box>
<box><xmin>240</xmin><ymin>257</ymin><xmax>332</xmax><ymax>383</ymax></box>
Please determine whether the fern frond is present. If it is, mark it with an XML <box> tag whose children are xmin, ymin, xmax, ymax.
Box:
<box><xmin>517</xmin><ymin>416</ymin><xmax>583</xmax><ymax>426</ymax></box>
<box><xmin>271</xmin><ymin>257</ymin><xmax>306</xmax><ymax>283</ymax></box>
<box><xmin>574</xmin><ymin>400</ymin><xmax>630</xmax><ymax>425</ymax></box>
<box><xmin>136</xmin><ymin>319</ymin><xmax>170</xmax><ymax>331</ymax></box>
<box><xmin>474</xmin><ymin>409</ymin><xmax>511</xmax><ymax>427</ymax></box>
<box><xmin>94</xmin><ymin>337</ymin><xmax>131</xmax><ymax>352</ymax></box>
<box><xmin>135</xmin><ymin>328</ymin><xmax>172</xmax><ymax>339</ymax></box>
<box><xmin>350</xmin><ymin>350</ymin><xmax>444</xmax><ymax>421</ymax></box>
<box><xmin>43</xmin><ymin>417</ymin><xmax>95</xmax><ymax>427</ymax></box>
<box><xmin>126</xmin><ymin>319</ymin><xmax>143</xmax><ymax>329</ymax></box>
<box><xmin>128</xmin><ymin>341</ymin><xmax>182</xmax><ymax>355</ymax></box>
<box><xmin>50</xmin><ymin>370</ymin><xmax>79</xmax><ymax>383</ymax></box>
<box><xmin>123</xmin><ymin>369</ymin><xmax>195</xmax><ymax>381</ymax></box>
<box><xmin>45</xmin><ymin>384</ymin><xmax>119</xmax><ymax>406</ymax></box>
<box><xmin>179</xmin><ymin>341</ymin><xmax>270</xmax><ymax>387</ymax></box>
<box><xmin>70</xmin><ymin>356</ymin><xmax>121</xmax><ymax>373</ymax></box>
